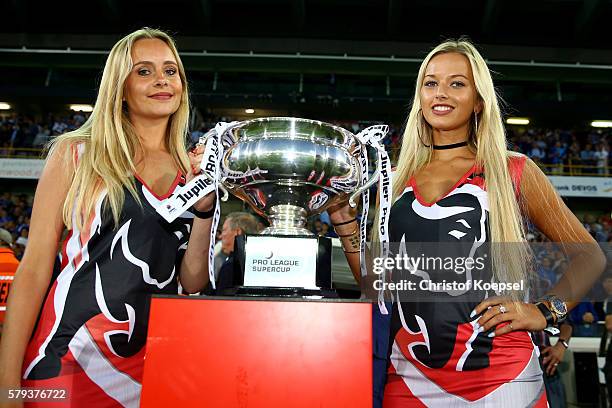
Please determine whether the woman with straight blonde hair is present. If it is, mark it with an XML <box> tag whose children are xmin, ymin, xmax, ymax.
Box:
<box><xmin>0</xmin><ymin>28</ymin><xmax>215</xmax><ymax>407</ymax></box>
<box><xmin>329</xmin><ymin>39</ymin><xmax>604</xmax><ymax>406</ymax></box>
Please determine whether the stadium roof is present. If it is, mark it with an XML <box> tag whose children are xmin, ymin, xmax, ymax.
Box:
<box><xmin>1</xmin><ymin>0</ymin><xmax>611</xmax><ymax>124</ymax></box>
<box><xmin>3</xmin><ymin>0</ymin><xmax>612</xmax><ymax>50</ymax></box>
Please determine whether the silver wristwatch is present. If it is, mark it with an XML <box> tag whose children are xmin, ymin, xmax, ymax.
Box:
<box><xmin>539</xmin><ymin>294</ymin><xmax>568</xmax><ymax>324</ymax></box>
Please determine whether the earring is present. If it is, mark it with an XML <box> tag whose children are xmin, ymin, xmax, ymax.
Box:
<box><xmin>417</xmin><ymin>110</ymin><xmax>431</xmax><ymax>148</ymax></box>
<box><xmin>474</xmin><ymin>111</ymin><xmax>479</xmax><ymax>136</ymax></box>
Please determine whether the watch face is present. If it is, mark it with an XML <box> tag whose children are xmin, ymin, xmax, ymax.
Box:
<box><xmin>551</xmin><ymin>298</ymin><xmax>567</xmax><ymax>315</ymax></box>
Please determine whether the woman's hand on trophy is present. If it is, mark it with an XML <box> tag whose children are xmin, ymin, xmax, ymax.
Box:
<box><xmin>187</xmin><ymin>144</ymin><xmax>206</xmax><ymax>179</ymax></box>
<box><xmin>327</xmin><ymin>197</ymin><xmax>358</xmax><ymax>226</ymax></box>
<box><xmin>187</xmin><ymin>144</ymin><xmax>216</xmax><ymax>212</ymax></box>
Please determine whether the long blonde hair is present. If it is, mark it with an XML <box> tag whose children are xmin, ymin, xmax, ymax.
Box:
<box><xmin>388</xmin><ymin>39</ymin><xmax>531</xmax><ymax>293</ymax></box>
<box><xmin>49</xmin><ymin>28</ymin><xmax>191</xmax><ymax>231</ymax></box>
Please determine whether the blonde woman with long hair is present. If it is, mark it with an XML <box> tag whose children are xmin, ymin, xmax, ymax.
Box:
<box><xmin>329</xmin><ymin>39</ymin><xmax>604</xmax><ymax>406</ymax></box>
<box><xmin>0</xmin><ymin>28</ymin><xmax>214</xmax><ymax>407</ymax></box>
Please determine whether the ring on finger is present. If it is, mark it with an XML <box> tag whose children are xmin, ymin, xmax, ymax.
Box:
<box><xmin>509</xmin><ymin>323</ymin><xmax>514</xmax><ymax>331</ymax></box>
<box><xmin>499</xmin><ymin>305</ymin><xmax>507</xmax><ymax>314</ymax></box>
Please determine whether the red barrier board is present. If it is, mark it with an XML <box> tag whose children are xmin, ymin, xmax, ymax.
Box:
<box><xmin>141</xmin><ymin>296</ymin><xmax>372</xmax><ymax>407</ymax></box>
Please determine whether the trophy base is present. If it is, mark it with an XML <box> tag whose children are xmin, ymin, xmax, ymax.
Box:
<box><xmin>260</xmin><ymin>226</ymin><xmax>313</xmax><ymax>235</ymax></box>
<box><xmin>219</xmin><ymin>286</ymin><xmax>338</xmax><ymax>299</ymax></box>
<box><xmin>222</xmin><ymin>234</ymin><xmax>334</xmax><ymax>298</ymax></box>
<box><xmin>262</xmin><ymin>204</ymin><xmax>312</xmax><ymax>236</ymax></box>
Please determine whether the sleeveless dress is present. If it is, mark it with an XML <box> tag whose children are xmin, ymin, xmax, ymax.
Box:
<box><xmin>22</xmin><ymin>163</ymin><xmax>193</xmax><ymax>407</ymax></box>
<box><xmin>383</xmin><ymin>156</ymin><xmax>549</xmax><ymax>407</ymax></box>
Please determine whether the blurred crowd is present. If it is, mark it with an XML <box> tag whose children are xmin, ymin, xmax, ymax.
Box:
<box><xmin>0</xmin><ymin>192</ymin><xmax>32</xmax><ymax>260</ymax></box>
<box><xmin>0</xmin><ymin>112</ymin><xmax>88</xmax><ymax>155</ymax></box>
<box><xmin>508</xmin><ymin>127</ymin><xmax>610</xmax><ymax>175</ymax></box>
<box><xmin>2</xmin><ymin>112</ymin><xmax>611</xmax><ymax>176</ymax></box>
<box><xmin>528</xmin><ymin>212</ymin><xmax>612</xmax><ymax>245</ymax></box>
<box><xmin>530</xmin><ymin>214</ymin><xmax>612</xmax><ymax>337</ymax></box>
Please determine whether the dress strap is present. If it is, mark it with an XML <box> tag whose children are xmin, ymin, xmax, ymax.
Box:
<box><xmin>508</xmin><ymin>155</ymin><xmax>528</xmax><ymax>198</ymax></box>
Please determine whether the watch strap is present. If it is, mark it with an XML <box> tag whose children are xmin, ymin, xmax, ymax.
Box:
<box><xmin>536</xmin><ymin>302</ymin><xmax>555</xmax><ymax>326</ymax></box>
<box><xmin>191</xmin><ymin>206</ymin><xmax>215</xmax><ymax>219</ymax></box>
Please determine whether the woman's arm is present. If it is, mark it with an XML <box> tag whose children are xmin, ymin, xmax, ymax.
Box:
<box><xmin>179</xmin><ymin>213</ymin><xmax>214</xmax><ymax>294</ymax></box>
<box><xmin>0</xmin><ymin>143</ymin><xmax>72</xmax><ymax>390</ymax></box>
<box><xmin>475</xmin><ymin>157</ymin><xmax>605</xmax><ymax>337</ymax></box>
<box><xmin>521</xmin><ymin>157</ymin><xmax>606</xmax><ymax>309</ymax></box>
<box><xmin>328</xmin><ymin>202</ymin><xmax>362</xmax><ymax>284</ymax></box>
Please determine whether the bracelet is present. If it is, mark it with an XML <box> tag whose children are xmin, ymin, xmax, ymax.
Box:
<box><xmin>336</xmin><ymin>228</ymin><xmax>359</xmax><ymax>238</ymax></box>
<box><xmin>332</xmin><ymin>218</ymin><xmax>357</xmax><ymax>227</ymax></box>
<box><xmin>191</xmin><ymin>206</ymin><xmax>215</xmax><ymax>219</ymax></box>
<box><xmin>342</xmin><ymin>249</ymin><xmax>360</xmax><ymax>254</ymax></box>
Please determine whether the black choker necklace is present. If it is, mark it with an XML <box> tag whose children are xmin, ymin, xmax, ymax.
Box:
<box><xmin>432</xmin><ymin>141</ymin><xmax>468</xmax><ymax>150</ymax></box>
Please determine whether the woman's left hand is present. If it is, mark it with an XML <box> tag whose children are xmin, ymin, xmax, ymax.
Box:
<box><xmin>473</xmin><ymin>296</ymin><xmax>547</xmax><ymax>337</ymax></box>
<box><xmin>327</xmin><ymin>199</ymin><xmax>358</xmax><ymax>226</ymax></box>
<box><xmin>187</xmin><ymin>144</ymin><xmax>216</xmax><ymax>212</ymax></box>
<box><xmin>541</xmin><ymin>343</ymin><xmax>566</xmax><ymax>376</ymax></box>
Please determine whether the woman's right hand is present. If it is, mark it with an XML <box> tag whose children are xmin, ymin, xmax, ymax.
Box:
<box><xmin>186</xmin><ymin>144</ymin><xmax>217</xmax><ymax>214</ymax></box>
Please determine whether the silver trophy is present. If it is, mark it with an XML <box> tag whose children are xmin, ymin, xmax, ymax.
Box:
<box><xmin>155</xmin><ymin>117</ymin><xmax>388</xmax><ymax>294</ymax></box>
<box><xmin>218</xmin><ymin>117</ymin><xmax>379</xmax><ymax>234</ymax></box>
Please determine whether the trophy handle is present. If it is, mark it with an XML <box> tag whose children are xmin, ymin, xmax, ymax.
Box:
<box><xmin>198</xmin><ymin>128</ymin><xmax>232</xmax><ymax>202</ymax></box>
<box><xmin>218</xmin><ymin>183</ymin><xmax>230</xmax><ymax>202</ymax></box>
<box><xmin>348</xmin><ymin>166</ymin><xmax>379</xmax><ymax>208</ymax></box>
<box><xmin>219</xmin><ymin>177</ymin><xmax>236</xmax><ymax>202</ymax></box>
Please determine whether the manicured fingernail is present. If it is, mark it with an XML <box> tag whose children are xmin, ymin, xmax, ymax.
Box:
<box><xmin>473</xmin><ymin>322</ymin><xmax>480</xmax><ymax>330</ymax></box>
<box><xmin>488</xmin><ymin>332</ymin><xmax>495</xmax><ymax>338</ymax></box>
<box><xmin>477</xmin><ymin>326</ymin><xmax>484</xmax><ymax>333</ymax></box>
<box><xmin>470</xmin><ymin>309</ymin><xmax>476</xmax><ymax>318</ymax></box>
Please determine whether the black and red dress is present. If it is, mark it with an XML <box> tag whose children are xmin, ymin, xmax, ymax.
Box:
<box><xmin>22</xmin><ymin>165</ymin><xmax>193</xmax><ymax>407</ymax></box>
<box><xmin>383</xmin><ymin>156</ymin><xmax>548</xmax><ymax>407</ymax></box>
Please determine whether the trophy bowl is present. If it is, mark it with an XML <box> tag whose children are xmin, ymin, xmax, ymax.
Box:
<box><xmin>219</xmin><ymin>117</ymin><xmax>376</xmax><ymax>236</ymax></box>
